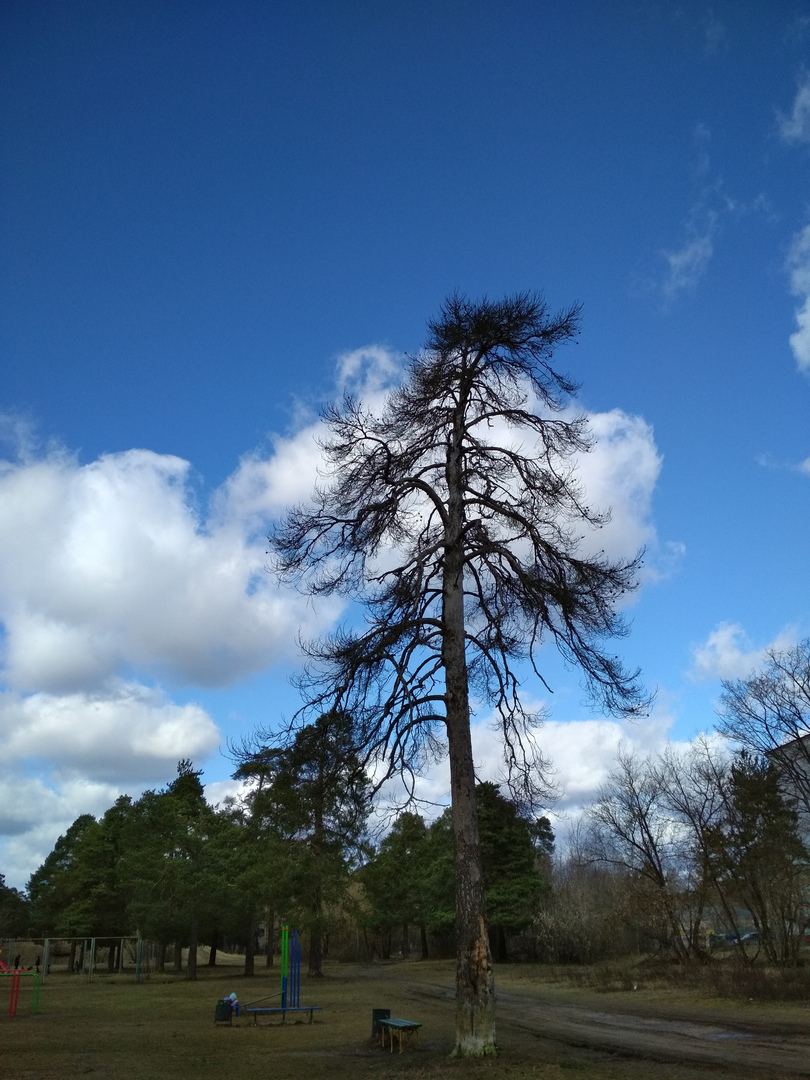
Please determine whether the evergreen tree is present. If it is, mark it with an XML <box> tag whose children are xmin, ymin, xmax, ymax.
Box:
<box><xmin>361</xmin><ymin>812</ymin><xmax>430</xmax><ymax>958</ymax></box>
<box><xmin>232</xmin><ymin>712</ymin><xmax>370</xmax><ymax>975</ymax></box>
<box><xmin>0</xmin><ymin>874</ymin><xmax>29</xmax><ymax>937</ymax></box>
<box><xmin>477</xmin><ymin>782</ymin><xmax>549</xmax><ymax>961</ymax></box>
<box><xmin>27</xmin><ymin>814</ymin><xmax>96</xmax><ymax>935</ymax></box>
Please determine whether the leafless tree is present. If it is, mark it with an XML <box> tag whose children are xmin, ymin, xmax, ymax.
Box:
<box><xmin>718</xmin><ymin>639</ymin><xmax>810</xmax><ymax>822</ymax></box>
<box><xmin>586</xmin><ymin>748</ymin><xmax>697</xmax><ymax>960</ymax></box>
<box><xmin>270</xmin><ymin>293</ymin><xmax>647</xmax><ymax>1055</ymax></box>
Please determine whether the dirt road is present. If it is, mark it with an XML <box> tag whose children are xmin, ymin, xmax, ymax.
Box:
<box><xmin>498</xmin><ymin>987</ymin><xmax>810</xmax><ymax>1076</ymax></box>
<box><xmin>404</xmin><ymin>973</ymin><xmax>810</xmax><ymax>1077</ymax></box>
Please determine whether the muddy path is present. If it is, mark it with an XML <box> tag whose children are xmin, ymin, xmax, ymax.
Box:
<box><xmin>401</xmin><ymin>974</ymin><xmax>810</xmax><ymax>1077</ymax></box>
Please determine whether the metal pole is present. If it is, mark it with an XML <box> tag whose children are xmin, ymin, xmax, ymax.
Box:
<box><xmin>9</xmin><ymin>970</ymin><xmax>20</xmax><ymax>1018</ymax></box>
<box><xmin>280</xmin><ymin>924</ymin><xmax>289</xmax><ymax>1009</ymax></box>
<box><xmin>118</xmin><ymin>937</ymin><xmax>124</xmax><ymax>975</ymax></box>
<box><xmin>136</xmin><ymin>936</ymin><xmax>143</xmax><ymax>983</ymax></box>
<box><xmin>42</xmin><ymin>938</ymin><xmax>50</xmax><ymax>977</ymax></box>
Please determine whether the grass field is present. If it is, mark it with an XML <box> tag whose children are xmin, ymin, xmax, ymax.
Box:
<box><xmin>2</xmin><ymin>957</ymin><xmax>806</xmax><ymax>1080</ymax></box>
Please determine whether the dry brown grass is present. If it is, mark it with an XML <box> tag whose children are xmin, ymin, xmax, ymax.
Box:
<box><xmin>1</xmin><ymin>958</ymin><xmax>801</xmax><ymax>1080</ymax></box>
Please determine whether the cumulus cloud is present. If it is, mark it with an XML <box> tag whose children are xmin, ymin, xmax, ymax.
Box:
<box><xmin>690</xmin><ymin>622</ymin><xmax>797</xmax><ymax>682</ymax></box>
<box><xmin>574</xmin><ymin>409</ymin><xmax>663</xmax><ymax>569</ymax></box>
<box><xmin>0</xmin><ymin>775</ymin><xmax>125</xmax><ymax>890</ymax></box>
<box><xmin>786</xmin><ymin>223</ymin><xmax>810</xmax><ymax>374</ymax></box>
<box><xmin>0</xmin><ymin>446</ymin><xmax>338</xmax><ymax>694</ymax></box>
<box><xmin>779</xmin><ymin>77</ymin><xmax>810</xmax><ymax>144</ymax></box>
<box><xmin>375</xmin><ymin>699</ymin><xmax>680</xmax><ymax>838</ymax></box>
<box><xmin>0</xmin><ymin>683</ymin><xmax>220</xmax><ymax>783</ymax></box>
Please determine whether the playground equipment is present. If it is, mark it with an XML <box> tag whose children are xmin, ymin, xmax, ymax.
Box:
<box><xmin>279</xmin><ymin>924</ymin><xmax>299</xmax><ymax>1009</ymax></box>
<box><xmin>240</xmin><ymin>925</ymin><xmax>322</xmax><ymax>1025</ymax></box>
<box><xmin>0</xmin><ymin>959</ymin><xmax>40</xmax><ymax>1018</ymax></box>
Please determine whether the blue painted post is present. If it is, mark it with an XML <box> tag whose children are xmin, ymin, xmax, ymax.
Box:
<box><xmin>280</xmin><ymin>924</ymin><xmax>289</xmax><ymax>1009</ymax></box>
<box><xmin>290</xmin><ymin>929</ymin><xmax>300</xmax><ymax>1008</ymax></box>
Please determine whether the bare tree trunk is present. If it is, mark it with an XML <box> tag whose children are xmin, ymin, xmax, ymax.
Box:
<box><xmin>309</xmin><ymin>761</ymin><xmax>325</xmax><ymax>977</ymax></box>
<box><xmin>446</xmin><ymin>705</ymin><xmax>495</xmax><ymax>1054</ymax></box>
<box><xmin>309</xmin><ymin>887</ymin><xmax>323</xmax><ymax>976</ymax></box>
<box><xmin>208</xmin><ymin>931</ymin><xmax>218</xmax><ymax>967</ymax></box>
<box><xmin>244</xmin><ymin>916</ymin><xmax>256</xmax><ymax>976</ymax></box>
<box><xmin>187</xmin><ymin>917</ymin><xmax>198</xmax><ymax>981</ymax></box>
<box><xmin>265</xmin><ymin>907</ymin><xmax>274</xmax><ymax>967</ymax></box>
<box><xmin>173</xmin><ymin>940</ymin><xmax>183</xmax><ymax>973</ymax></box>
<box><xmin>444</xmin><ymin>420</ymin><xmax>496</xmax><ymax>1057</ymax></box>
<box><xmin>401</xmin><ymin>922</ymin><xmax>410</xmax><ymax>958</ymax></box>
<box><xmin>420</xmin><ymin>923</ymin><xmax>429</xmax><ymax>960</ymax></box>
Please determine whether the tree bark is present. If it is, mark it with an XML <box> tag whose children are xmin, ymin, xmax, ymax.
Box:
<box><xmin>420</xmin><ymin>923</ymin><xmax>429</xmax><ymax>960</ymax></box>
<box><xmin>244</xmin><ymin>916</ymin><xmax>256</xmax><ymax>976</ymax></box>
<box><xmin>309</xmin><ymin>761</ymin><xmax>325</xmax><ymax>976</ymax></box>
<box><xmin>309</xmin><ymin>892</ymin><xmax>323</xmax><ymax>976</ymax></box>
<box><xmin>187</xmin><ymin>916</ymin><xmax>198</xmax><ymax>981</ymax></box>
<box><xmin>444</xmin><ymin>414</ymin><xmax>496</xmax><ymax>1057</ymax></box>
<box><xmin>265</xmin><ymin>908</ymin><xmax>274</xmax><ymax>967</ymax></box>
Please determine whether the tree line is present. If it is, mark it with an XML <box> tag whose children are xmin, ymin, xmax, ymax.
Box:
<box><xmin>7</xmin><ymin>719</ymin><xmax>555</xmax><ymax>974</ymax></box>
<box><xmin>7</xmin><ymin>639</ymin><xmax>810</xmax><ymax>977</ymax></box>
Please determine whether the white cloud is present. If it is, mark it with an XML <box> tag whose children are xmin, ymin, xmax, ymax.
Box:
<box><xmin>0</xmin><ymin>447</ymin><xmax>338</xmax><ymax>694</ymax></box>
<box><xmin>0</xmin><ymin>775</ymin><xmax>128</xmax><ymax>889</ymax></box>
<box><xmin>689</xmin><ymin>622</ymin><xmax>797</xmax><ymax>682</ymax></box>
<box><xmin>0</xmin><ymin>683</ymin><xmax>220</xmax><ymax>783</ymax></box>
<box><xmin>662</xmin><ymin>228</ymin><xmax>715</xmax><ymax>300</ymax></box>
<box><xmin>337</xmin><ymin>345</ymin><xmax>403</xmax><ymax>399</ymax></box>
<box><xmin>204</xmin><ymin>778</ymin><xmax>245</xmax><ymax>807</ymax></box>
<box><xmin>374</xmin><ymin>700</ymin><xmax>680</xmax><ymax>837</ymax></box>
<box><xmin>787</xmin><ymin>223</ymin><xmax>810</xmax><ymax>374</ymax></box>
<box><xmin>779</xmin><ymin>77</ymin><xmax>810</xmax><ymax>144</ymax></box>
<box><xmin>575</xmin><ymin>409</ymin><xmax>664</xmax><ymax>571</ymax></box>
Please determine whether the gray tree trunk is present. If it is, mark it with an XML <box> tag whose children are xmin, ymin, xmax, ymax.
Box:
<box><xmin>187</xmin><ymin>917</ymin><xmax>198</xmax><ymax>981</ymax></box>
<box><xmin>444</xmin><ymin>415</ymin><xmax>496</xmax><ymax>1056</ymax></box>
<box><xmin>244</xmin><ymin>916</ymin><xmax>256</xmax><ymax>976</ymax></box>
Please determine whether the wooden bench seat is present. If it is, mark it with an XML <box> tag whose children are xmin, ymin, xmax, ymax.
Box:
<box><xmin>244</xmin><ymin>1005</ymin><xmax>322</xmax><ymax>1025</ymax></box>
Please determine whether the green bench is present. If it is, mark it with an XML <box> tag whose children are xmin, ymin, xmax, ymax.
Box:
<box><xmin>378</xmin><ymin>1017</ymin><xmax>421</xmax><ymax>1053</ymax></box>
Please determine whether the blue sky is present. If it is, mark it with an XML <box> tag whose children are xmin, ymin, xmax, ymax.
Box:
<box><xmin>2</xmin><ymin>0</ymin><xmax>810</xmax><ymax>888</ymax></box>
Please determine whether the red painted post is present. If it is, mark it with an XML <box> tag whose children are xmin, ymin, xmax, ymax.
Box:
<box><xmin>9</xmin><ymin>970</ymin><xmax>20</xmax><ymax>1018</ymax></box>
